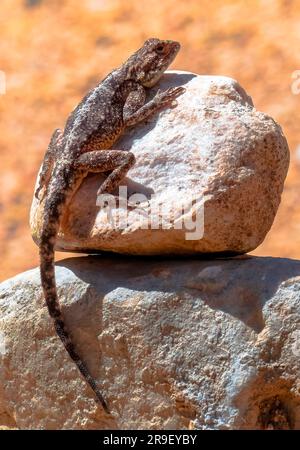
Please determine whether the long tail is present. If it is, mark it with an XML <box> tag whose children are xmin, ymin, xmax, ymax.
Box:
<box><xmin>39</xmin><ymin>179</ymin><xmax>109</xmax><ymax>414</ymax></box>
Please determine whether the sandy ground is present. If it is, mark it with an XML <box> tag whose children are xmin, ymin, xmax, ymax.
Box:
<box><xmin>1</xmin><ymin>0</ymin><xmax>300</xmax><ymax>281</ymax></box>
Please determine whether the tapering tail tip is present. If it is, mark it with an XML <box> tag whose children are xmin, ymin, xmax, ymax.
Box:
<box><xmin>98</xmin><ymin>394</ymin><xmax>110</xmax><ymax>415</ymax></box>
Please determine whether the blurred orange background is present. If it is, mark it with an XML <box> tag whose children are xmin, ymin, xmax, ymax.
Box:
<box><xmin>1</xmin><ymin>0</ymin><xmax>300</xmax><ymax>281</ymax></box>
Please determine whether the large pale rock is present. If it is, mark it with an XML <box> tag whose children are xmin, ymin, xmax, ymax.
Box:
<box><xmin>0</xmin><ymin>256</ymin><xmax>299</xmax><ymax>429</ymax></box>
<box><xmin>30</xmin><ymin>71</ymin><xmax>289</xmax><ymax>255</ymax></box>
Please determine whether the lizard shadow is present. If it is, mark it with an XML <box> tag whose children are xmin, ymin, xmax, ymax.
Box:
<box><xmin>65</xmin><ymin>172</ymin><xmax>155</xmax><ymax>239</ymax></box>
<box><xmin>57</xmin><ymin>254</ymin><xmax>300</xmax><ymax>335</ymax></box>
<box><xmin>55</xmin><ymin>254</ymin><xmax>300</xmax><ymax>417</ymax></box>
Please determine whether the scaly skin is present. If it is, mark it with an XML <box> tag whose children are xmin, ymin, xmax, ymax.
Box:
<box><xmin>37</xmin><ymin>38</ymin><xmax>185</xmax><ymax>414</ymax></box>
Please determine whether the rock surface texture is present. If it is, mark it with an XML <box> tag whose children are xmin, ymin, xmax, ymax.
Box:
<box><xmin>30</xmin><ymin>71</ymin><xmax>289</xmax><ymax>255</ymax></box>
<box><xmin>0</xmin><ymin>256</ymin><xmax>299</xmax><ymax>430</ymax></box>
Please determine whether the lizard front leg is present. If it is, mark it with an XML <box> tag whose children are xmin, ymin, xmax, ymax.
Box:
<box><xmin>123</xmin><ymin>85</ymin><xmax>185</xmax><ymax>127</ymax></box>
<box><xmin>35</xmin><ymin>128</ymin><xmax>63</xmax><ymax>199</ymax></box>
<box><xmin>74</xmin><ymin>150</ymin><xmax>135</xmax><ymax>196</ymax></box>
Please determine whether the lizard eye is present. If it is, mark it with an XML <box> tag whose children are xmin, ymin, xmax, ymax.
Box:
<box><xmin>156</xmin><ymin>44</ymin><xmax>165</xmax><ymax>54</ymax></box>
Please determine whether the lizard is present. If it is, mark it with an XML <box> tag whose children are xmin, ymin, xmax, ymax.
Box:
<box><xmin>36</xmin><ymin>38</ymin><xmax>185</xmax><ymax>414</ymax></box>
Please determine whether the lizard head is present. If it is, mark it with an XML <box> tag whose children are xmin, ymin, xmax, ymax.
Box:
<box><xmin>127</xmin><ymin>38</ymin><xmax>181</xmax><ymax>87</ymax></box>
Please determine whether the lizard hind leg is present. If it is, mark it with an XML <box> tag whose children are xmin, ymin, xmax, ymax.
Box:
<box><xmin>74</xmin><ymin>149</ymin><xmax>136</xmax><ymax>196</ymax></box>
<box><xmin>35</xmin><ymin>128</ymin><xmax>63</xmax><ymax>200</ymax></box>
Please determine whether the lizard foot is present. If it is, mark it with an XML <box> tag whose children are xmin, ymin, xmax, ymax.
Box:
<box><xmin>154</xmin><ymin>86</ymin><xmax>186</xmax><ymax>107</ymax></box>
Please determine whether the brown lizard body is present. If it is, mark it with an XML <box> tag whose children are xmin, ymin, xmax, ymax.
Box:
<box><xmin>37</xmin><ymin>38</ymin><xmax>184</xmax><ymax>414</ymax></box>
